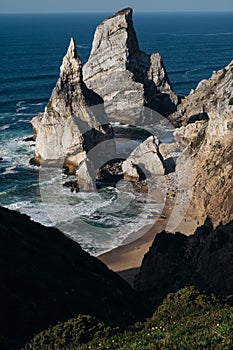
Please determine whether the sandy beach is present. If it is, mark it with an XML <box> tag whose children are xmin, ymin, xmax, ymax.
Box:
<box><xmin>98</xmin><ymin>194</ymin><xmax>197</xmax><ymax>286</ymax></box>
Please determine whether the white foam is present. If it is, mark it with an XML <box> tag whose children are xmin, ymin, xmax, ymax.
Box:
<box><xmin>16</xmin><ymin>113</ymin><xmax>31</xmax><ymax>117</ymax></box>
<box><xmin>0</xmin><ymin>165</ymin><xmax>17</xmax><ymax>175</ymax></box>
<box><xmin>111</xmin><ymin>122</ymin><xmax>131</xmax><ymax>128</ymax></box>
<box><xmin>205</xmin><ymin>32</ymin><xmax>233</xmax><ymax>36</ymax></box>
<box><xmin>29</xmin><ymin>102</ymin><xmax>45</xmax><ymax>106</ymax></box>
<box><xmin>16</xmin><ymin>106</ymin><xmax>29</xmax><ymax>112</ymax></box>
<box><xmin>3</xmin><ymin>183</ymin><xmax>162</xmax><ymax>255</ymax></box>
<box><xmin>16</xmin><ymin>101</ymin><xmax>26</xmax><ymax>107</ymax></box>
<box><xmin>77</xmin><ymin>45</ymin><xmax>91</xmax><ymax>49</ymax></box>
<box><xmin>5</xmin><ymin>201</ymin><xmax>53</xmax><ymax>227</ymax></box>
<box><xmin>6</xmin><ymin>201</ymin><xmax>31</xmax><ymax>211</ymax></box>
<box><xmin>0</xmin><ymin>136</ymin><xmax>34</xmax><ymax>168</ymax></box>
<box><xmin>17</xmin><ymin>119</ymin><xmax>31</xmax><ymax>123</ymax></box>
<box><xmin>0</xmin><ymin>124</ymin><xmax>10</xmax><ymax>130</ymax></box>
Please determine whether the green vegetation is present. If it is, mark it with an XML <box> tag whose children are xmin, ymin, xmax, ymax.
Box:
<box><xmin>23</xmin><ymin>287</ymin><xmax>233</xmax><ymax>350</ymax></box>
<box><xmin>22</xmin><ymin>315</ymin><xmax>118</xmax><ymax>350</ymax></box>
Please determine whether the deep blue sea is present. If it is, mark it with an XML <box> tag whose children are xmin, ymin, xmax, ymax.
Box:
<box><xmin>0</xmin><ymin>12</ymin><xmax>233</xmax><ymax>254</ymax></box>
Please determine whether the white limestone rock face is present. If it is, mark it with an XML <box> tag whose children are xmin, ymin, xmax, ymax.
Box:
<box><xmin>122</xmin><ymin>136</ymin><xmax>165</xmax><ymax>181</ymax></box>
<box><xmin>83</xmin><ymin>8</ymin><xmax>178</xmax><ymax>124</ymax></box>
<box><xmin>169</xmin><ymin>59</ymin><xmax>233</xmax><ymax>128</ymax></box>
<box><xmin>31</xmin><ymin>38</ymin><xmax>113</xmax><ymax>172</ymax></box>
<box><xmin>76</xmin><ymin>159</ymin><xmax>96</xmax><ymax>192</ymax></box>
<box><xmin>170</xmin><ymin>60</ymin><xmax>233</xmax><ymax>227</ymax></box>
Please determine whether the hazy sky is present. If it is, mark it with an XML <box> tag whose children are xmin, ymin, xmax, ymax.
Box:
<box><xmin>0</xmin><ymin>0</ymin><xmax>233</xmax><ymax>13</ymax></box>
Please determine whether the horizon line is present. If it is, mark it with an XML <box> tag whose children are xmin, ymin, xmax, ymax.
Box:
<box><xmin>0</xmin><ymin>10</ymin><xmax>233</xmax><ymax>15</ymax></box>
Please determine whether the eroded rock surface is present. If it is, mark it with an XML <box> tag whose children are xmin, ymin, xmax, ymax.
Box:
<box><xmin>170</xmin><ymin>61</ymin><xmax>233</xmax><ymax>227</ymax></box>
<box><xmin>83</xmin><ymin>8</ymin><xmax>178</xmax><ymax>123</ymax></box>
<box><xmin>31</xmin><ymin>38</ymin><xmax>113</xmax><ymax>173</ymax></box>
<box><xmin>122</xmin><ymin>136</ymin><xmax>165</xmax><ymax>181</ymax></box>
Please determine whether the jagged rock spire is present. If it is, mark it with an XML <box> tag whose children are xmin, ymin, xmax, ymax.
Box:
<box><xmin>31</xmin><ymin>38</ymin><xmax>113</xmax><ymax>172</ymax></box>
<box><xmin>59</xmin><ymin>37</ymin><xmax>82</xmax><ymax>84</ymax></box>
<box><xmin>83</xmin><ymin>8</ymin><xmax>178</xmax><ymax>122</ymax></box>
<box><xmin>89</xmin><ymin>7</ymin><xmax>139</xmax><ymax>59</ymax></box>
<box><xmin>66</xmin><ymin>37</ymin><xmax>78</xmax><ymax>59</ymax></box>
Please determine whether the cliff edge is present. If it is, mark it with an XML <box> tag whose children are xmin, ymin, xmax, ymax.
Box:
<box><xmin>0</xmin><ymin>206</ymin><xmax>144</xmax><ymax>349</ymax></box>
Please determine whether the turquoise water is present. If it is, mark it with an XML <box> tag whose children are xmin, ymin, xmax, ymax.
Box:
<box><xmin>0</xmin><ymin>12</ymin><xmax>233</xmax><ymax>253</ymax></box>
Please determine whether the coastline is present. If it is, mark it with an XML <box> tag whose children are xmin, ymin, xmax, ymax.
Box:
<box><xmin>98</xmin><ymin>196</ymin><xmax>175</xmax><ymax>286</ymax></box>
<box><xmin>98</xmin><ymin>194</ymin><xmax>197</xmax><ymax>286</ymax></box>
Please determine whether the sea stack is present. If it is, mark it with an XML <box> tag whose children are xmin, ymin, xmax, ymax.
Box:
<box><xmin>31</xmin><ymin>38</ymin><xmax>113</xmax><ymax>173</ymax></box>
<box><xmin>83</xmin><ymin>8</ymin><xmax>178</xmax><ymax>123</ymax></box>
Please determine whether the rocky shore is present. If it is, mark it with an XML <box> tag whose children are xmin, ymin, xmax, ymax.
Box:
<box><xmin>1</xmin><ymin>8</ymin><xmax>233</xmax><ymax>349</ymax></box>
<box><xmin>26</xmin><ymin>6</ymin><xmax>233</xmax><ymax>284</ymax></box>
<box><xmin>30</xmin><ymin>8</ymin><xmax>232</xmax><ymax>240</ymax></box>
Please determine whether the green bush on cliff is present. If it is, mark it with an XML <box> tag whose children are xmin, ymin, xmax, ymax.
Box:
<box><xmin>23</xmin><ymin>315</ymin><xmax>117</xmax><ymax>350</ymax></box>
<box><xmin>23</xmin><ymin>287</ymin><xmax>233</xmax><ymax>350</ymax></box>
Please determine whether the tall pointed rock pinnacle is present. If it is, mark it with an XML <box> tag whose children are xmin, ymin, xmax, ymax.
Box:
<box><xmin>67</xmin><ymin>37</ymin><xmax>77</xmax><ymax>58</ymax></box>
<box><xmin>31</xmin><ymin>38</ymin><xmax>113</xmax><ymax>174</ymax></box>
<box><xmin>59</xmin><ymin>37</ymin><xmax>82</xmax><ymax>85</ymax></box>
<box><xmin>89</xmin><ymin>8</ymin><xmax>139</xmax><ymax>60</ymax></box>
<box><xmin>83</xmin><ymin>8</ymin><xmax>178</xmax><ymax>123</ymax></box>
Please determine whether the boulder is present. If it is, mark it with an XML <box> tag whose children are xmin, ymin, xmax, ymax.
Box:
<box><xmin>122</xmin><ymin>136</ymin><xmax>165</xmax><ymax>181</ymax></box>
<box><xmin>76</xmin><ymin>159</ymin><xmax>96</xmax><ymax>192</ymax></box>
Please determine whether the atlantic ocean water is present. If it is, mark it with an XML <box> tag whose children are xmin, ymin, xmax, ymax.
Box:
<box><xmin>0</xmin><ymin>12</ymin><xmax>233</xmax><ymax>254</ymax></box>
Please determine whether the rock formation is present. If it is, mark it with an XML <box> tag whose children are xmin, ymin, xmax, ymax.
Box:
<box><xmin>31</xmin><ymin>38</ymin><xmax>113</xmax><ymax>173</ymax></box>
<box><xmin>169</xmin><ymin>60</ymin><xmax>233</xmax><ymax>127</ymax></box>
<box><xmin>135</xmin><ymin>219</ymin><xmax>233</xmax><ymax>309</ymax></box>
<box><xmin>169</xmin><ymin>60</ymin><xmax>233</xmax><ymax>227</ymax></box>
<box><xmin>30</xmin><ymin>9</ymin><xmax>232</xmax><ymax>224</ymax></box>
<box><xmin>76</xmin><ymin>159</ymin><xmax>96</xmax><ymax>191</ymax></box>
<box><xmin>122</xmin><ymin>135</ymin><xmax>165</xmax><ymax>181</ymax></box>
<box><xmin>83</xmin><ymin>8</ymin><xmax>178</xmax><ymax>123</ymax></box>
<box><xmin>0</xmin><ymin>206</ymin><xmax>145</xmax><ymax>350</ymax></box>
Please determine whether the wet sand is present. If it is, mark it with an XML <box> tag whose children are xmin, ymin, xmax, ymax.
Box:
<box><xmin>98</xmin><ymin>195</ymin><xmax>197</xmax><ymax>286</ymax></box>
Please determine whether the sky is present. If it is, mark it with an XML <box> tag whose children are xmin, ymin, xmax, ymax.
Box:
<box><xmin>0</xmin><ymin>0</ymin><xmax>233</xmax><ymax>14</ymax></box>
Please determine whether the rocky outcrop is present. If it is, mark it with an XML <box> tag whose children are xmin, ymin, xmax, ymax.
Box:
<box><xmin>169</xmin><ymin>61</ymin><xmax>233</xmax><ymax>227</ymax></box>
<box><xmin>122</xmin><ymin>136</ymin><xmax>165</xmax><ymax>181</ymax></box>
<box><xmin>31</xmin><ymin>38</ymin><xmax>113</xmax><ymax>173</ymax></box>
<box><xmin>135</xmin><ymin>220</ymin><xmax>233</xmax><ymax>309</ymax></box>
<box><xmin>0</xmin><ymin>206</ymin><xmax>145</xmax><ymax>350</ymax></box>
<box><xmin>83</xmin><ymin>8</ymin><xmax>178</xmax><ymax>123</ymax></box>
<box><xmin>169</xmin><ymin>60</ymin><xmax>233</xmax><ymax>127</ymax></box>
<box><xmin>76</xmin><ymin>159</ymin><xmax>96</xmax><ymax>191</ymax></box>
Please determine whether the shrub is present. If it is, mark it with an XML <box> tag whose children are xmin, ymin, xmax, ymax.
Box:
<box><xmin>23</xmin><ymin>287</ymin><xmax>233</xmax><ymax>350</ymax></box>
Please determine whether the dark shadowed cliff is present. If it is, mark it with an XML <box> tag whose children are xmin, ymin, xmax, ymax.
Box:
<box><xmin>135</xmin><ymin>219</ymin><xmax>233</xmax><ymax>310</ymax></box>
<box><xmin>0</xmin><ymin>206</ymin><xmax>145</xmax><ymax>350</ymax></box>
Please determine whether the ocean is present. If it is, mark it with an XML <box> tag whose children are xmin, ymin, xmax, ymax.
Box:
<box><xmin>0</xmin><ymin>12</ymin><xmax>233</xmax><ymax>254</ymax></box>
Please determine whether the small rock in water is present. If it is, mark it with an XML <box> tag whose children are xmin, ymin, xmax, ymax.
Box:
<box><xmin>24</xmin><ymin>136</ymin><xmax>35</xmax><ymax>142</ymax></box>
<box><xmin>29</xmin><ymin>157</ymin><xmax>40</xmax><ymax>167</ymax></box>
<box><xmin>63</xmin><ymin>180</ymin><xmax>79</xmax><ymax>193</ymax></box>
